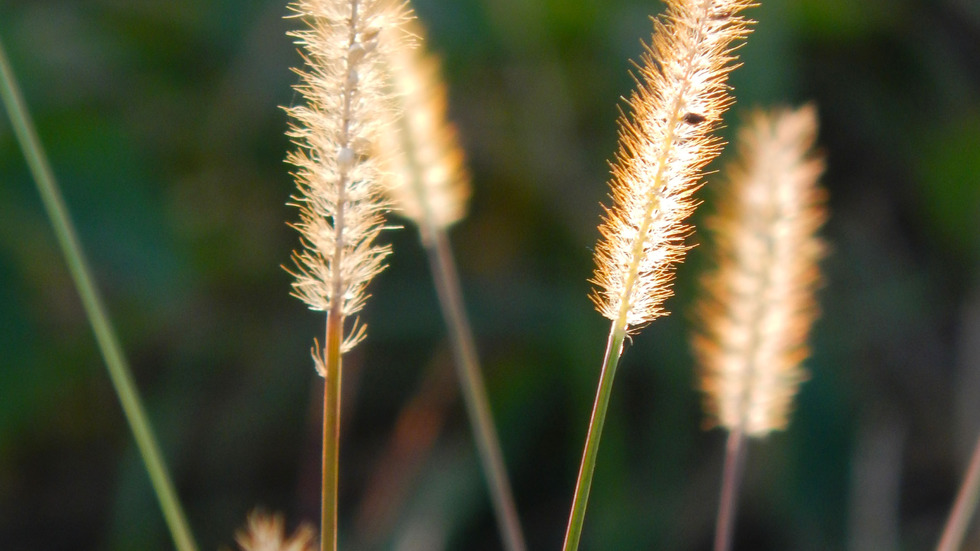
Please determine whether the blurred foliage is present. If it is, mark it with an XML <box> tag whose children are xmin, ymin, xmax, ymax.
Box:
<box><xmin>1</xmin><ymin>0</ymin><xmax>979</xmax><ymax>550</ymax></box>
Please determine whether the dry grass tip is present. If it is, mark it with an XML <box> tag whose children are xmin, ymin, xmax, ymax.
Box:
<box><xmin>591</xmin><ymin>0</ymin><xmax>756</xmax><ymax>333</ymax></box>
<box><xmin>694</xmin><ymin>105</ymin><xmax>827</xmax><ymax>437</ymax></box>
<box><xmin>285</xmin><ymin>0</ymin><xmax>413</xmax><ymax>365</ymax></box>
<box><xmin>378</xmin><ymin>18</ymin><xmax>471</xmax><ymax>242</ymax></box>
<box><xmin>235</xmin><ymin>511</ymin><xmax>317</xmax><ymax>551</ymax></box>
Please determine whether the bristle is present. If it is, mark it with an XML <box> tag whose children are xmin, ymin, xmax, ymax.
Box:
<box><xmin>590</xmin><ymin>0</ymin><xmax>756</xmax><ymax>332</ymax></box>
<box><xmin>285</xmin><ymin>0</ymin><xmax>412</xmax><ymax>356</ymax></box>
<box><xmin>235</xmin><ymin>511</ymin><xmax>317</xmax><ymax>551</ymax></box>
<box><xmin>694</xmin><ymin>105</ymin><xmax>827</xmax><ymax>437</ymax></box>
<box><xmin>377</xmin><ymin>19</ymin><xmax>471</xmax><ymax>241</ymax></box>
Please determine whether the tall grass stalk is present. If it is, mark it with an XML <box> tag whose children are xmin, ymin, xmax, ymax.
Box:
<box><xmin>713</xmin><ymin>428</ymin><xmax>746</xmax><ymax>551</ymax></box>
<box><xmin>284</xmin><ymin>1</ymin><xmax>411</xmax><ymax>549</ymax></box>
<box><xmin>424</xmin><ymin>230</ymin><xmax>526</xmax><ymax>551</ymax></box>
<box><xmin>565</xmin><ymin>2</ymin><xmax>755</xmax><ymax>548</ymax></box>
<box><xmin>352</xmin><ymin>357</ymin><xmax>454</xmax><ymax>547</ymax></box>
<box><xmin>0</xmin><ymin>35</ymin><xmax>199</xmax><ymax>551</ymax></box>
<box><xmin>693</xmin><ymin>106</ymin><xmax>827</xmax><ymax>551</ymax></box>
<box><xmin>377</xmin><ymin>20</ymin><xmax>526</xmax><ymax>550</ymax></box>
<box><xmin>562</xmin><ymin>325</ymin><xmax>627</xmax><ymax>551</ymax></box>
<box><xmin>321</xmin><ymin>313</ymin><xmax>344</xmax><ymax>551</ymax></box>
<box><xmin>936</xmin><ymin>434</ymin><xmax>980</xmax><ymax>551</ymax></box>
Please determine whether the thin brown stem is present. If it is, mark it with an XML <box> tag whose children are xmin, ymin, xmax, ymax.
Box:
<box><xmin>936</xmin><ymin>433</ymin><xmax>980</xmax><ymax>551</ymax></box>
<box><xmin>714</xmin><ymin>428</ymin><xmax>747</xmax><ymax>551</ymax></box>
<box><xmin>322</xmin><ymin>309</ymin><xmax>344</xmax><ymax>551</ymax></box>
<box><xmin>352</xmin><ymin>357</ymin><xmax>455</xmax><ymax>548</ymax></box>
<box><xmin>321</xmin><ymin>1</ymin><xmax>359</xmax><ymax>548</ymax></box>
<box><xmin>426</xmin><ymin>228</ymin><xmax>527</xmax><ymax>551</ymax></box>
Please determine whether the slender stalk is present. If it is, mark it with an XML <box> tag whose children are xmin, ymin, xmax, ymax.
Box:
<box><xmin>286</xmin><ymin>0</ymin><xmax>405</xmax><ymax>547</ymax></box>
<box><xmin>714</xmin><ymin>429</ymin><xmax>747</xmax><ymax>551</ymax></box>
<box><xmin>319</xmin><ymin>1</ymin><xmax>357</xmax><ymax>547</ymax></box>
<box><xmin>575</xmin><ymin>2</ymin><xmax>754</xmax><ymax>542</ymax></box>
<box><xmin>322</xmin><ymin>310</ymin><xmax>344</xmax><ymax>551</ymax></box>
<box><xmin>425</xmin><ymin>228</ymin><xmax>527</xmax><ymax>551</ymax></box>
<box><xmin>0</xmin><ymin>36</ymin><xmax>198</xmax><ymax>551</ymax></box>
<box><xmin>352</xmin><ymin>357</ymin><xmax>455</xmax><ymax>548</ymax></box>
<box><xmin>695</xmin><ymin>106</ymin><xmax>826</xmax><ymax>551</ymax></box>
<box><xmin>376</xmin><ymin>23</ymin><xmax>526</xmax><ymax>547</ymax></box>
<box><xmin>936</xmin><ymin>433</ymin><xmax>980</xmax><ymax>551</ymax></box>
<box><xmin>562</xmin><ymin>323</ymin><xmax>627</xmax><ymax>551</ymax></box>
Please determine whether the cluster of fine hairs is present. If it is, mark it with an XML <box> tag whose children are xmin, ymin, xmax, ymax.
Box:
<box><xmin>694</xmin><ymin>105</ymin><xmax>827</xmax><ymax>437</ymax></box>
<box><xmin>279</xmin><ymin>0</ymin><xmax>836</xmax><ymax>549</ymax></box>
<box><xmin>284</xmin><ymin>0</ymin><xmax>411</xmax><ymax>361</ymax></box>
<box><xmin>281</xmin><ymin>1</ymin><xmax>529</xmax><ymax>549</ymax></box>
<box><xmin>377</xmin><ymin>17</ymin><xmax>472</xmax><ymax>240</ymax></box>
<box><xmin>566</xmin><ymin>2</ymin><xmax>761</xmax><ymax>550</ymax></box>
<box><xmin>591</xmin><ymin>0</ymin><xmax>755</xmax><ymax>332</ymax></box>
<box><xmin>235</xmin><ymin>511</ymin><xmax>316</xmax><ymax>551</ymax></box>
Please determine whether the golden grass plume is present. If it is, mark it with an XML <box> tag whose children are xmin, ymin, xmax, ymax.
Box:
<box><xmin>591</xmin><ymin>0</ymin><xmax>756</xmax><ymax>333</ymax></box>
<box><xmin>284</xmin><ymin>0</ymin><xmax>413</xmax><ymax>361</ymax></box>
<box><xmin>694</xmin><ymin>105</ymin><xmax>827</xmax><ymax>437</ymax></box>
<box><xmin>235</xmin><ymin>511</ymin><xmax>317</xmax><ymax>551</ymax></box>
<box><xmin>377</xmin><ymin>18</ymin><xmax>471</xmax><ymax>241</ymax></box>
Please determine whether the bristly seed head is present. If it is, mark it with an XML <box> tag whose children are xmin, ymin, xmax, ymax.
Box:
<box><xmin>694</xmin><ymin>105</ymin><xmax>827</xmax><ymax>437</ymax></box>
<box><xmin>590</xmin><ymin>0</ymin><xmax>756</xmax><ymax>333</ymax></box>
<box><xmin>376</xmin><ymin>18</ymin><xmax>472</xmax><ymax>241</ymax></box>
<box><xmin>235</xmin><ymin>510</ymin><xmax>317</xmax><ymax>551</ymax></box>
<box><xmin>284</xmin><ymin>0</ymin><xmax>413</xmax><ymax>358</ymax></box>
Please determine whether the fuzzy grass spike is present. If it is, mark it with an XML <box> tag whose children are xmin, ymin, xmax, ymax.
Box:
<box><xmin>284</xmin><ymin>1</ymin><xmax>412</xmax><ymax>549</ymax></box>
<box><xmin>565</xmin><ymin>2</ymin><xmax>756</xmax><ymax>550</ymax></box>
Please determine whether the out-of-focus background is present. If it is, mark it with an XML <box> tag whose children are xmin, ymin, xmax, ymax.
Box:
<box><xmin>2</xmin><ymin>0</ymin><xmax>980</xmax><ymax>549</ymax></box>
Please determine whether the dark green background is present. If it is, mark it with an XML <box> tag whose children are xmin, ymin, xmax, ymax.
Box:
<box><xmin>2</xmin><ymin>0</ymin><xmax>979</xmax><ymax>549</ymax></box>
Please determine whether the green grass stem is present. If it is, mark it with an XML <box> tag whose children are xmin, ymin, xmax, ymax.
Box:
<box><xmin>562</xmin><ymin>322</ymin><xmax>627</xmax><ymax>551</ymax></box>
<box><xmin>0</xmin><ymin>35</ymin><xmax>199</xmax><ymax>551</ymax></box>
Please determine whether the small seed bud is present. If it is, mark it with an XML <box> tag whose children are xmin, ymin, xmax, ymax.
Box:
<box><xmin>358</xmin><ymin>28</ymin><xmax>380</xmax><ymax>52</ymax></box>
<box><xmin>348</xmin><ymin>43</ymin><xmax>366</xmax><ymax>64</ymax></box>
<box><xmin>337</xmin><ymin>147</ymin><xmax>356</xmax><ymax>171</ymax></box>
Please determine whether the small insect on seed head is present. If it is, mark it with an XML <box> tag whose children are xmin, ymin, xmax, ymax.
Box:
<box><xmin>682</xmin><ymin>112</ymin><xmax>706</xmax><ymax>125</ymax></box>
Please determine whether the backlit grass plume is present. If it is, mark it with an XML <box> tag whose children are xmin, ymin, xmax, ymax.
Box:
<box><xmin>379</xmin><ymin>18</ymin><xmax>470</xmax><ymax>242</ymax></box>
<box><xmin>376</xmin><ymin>18</ymin><xmax>527</xmax><ymax>551</ymax></box>
<box><xmin>286</xmin><ymin>0</ymin><xmax>410</xmax><ymax>359</ymax></box>
<box><xmin>565</xmin><ymin>2</ymin><xmax>755</xmax><ymax>550</ymax></box>
<box><xmin>284</xmin><ymin>1</ymin><xmax>411</xmax><ymax>549</ymax></box>
<box><xmin>694</xmin><ymin>105</ymin><xmax>826</xmax><ymax>551</ymax></box>
<box><xmin>694</xmin><ymin>105</ymin><xmax>826</xmax><ymax>438</ymax></box>
<box><xmin>235</xmin><ymin>511</ymin><xmax>316</xmax><ymax>551</ymax></box>
<box><xmin>590</xmin><ymin>0</ymin><xmax>755</xmax><ymax>328</ymax></box>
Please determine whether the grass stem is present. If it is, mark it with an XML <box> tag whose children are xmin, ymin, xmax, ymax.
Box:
<box><xmin>425</xmin><ymin>227</ymin><xmax>527</xmax><ymax>551</ymax></box>
<box><xmin>936</xmin><ymin>433</ymin><xmax>980</xmax><ymax>551</ymax></box>
<box><xmin>0</xmin><ymin>35</ymin><xmax>198</xmax><ymax>551</ymax></box>
<box><xmin>562</xmin><ymin>322</ymin><xmax>627</xmax><ymax>551</ymax></box>
<box><xmin>714</xmin><ymin>428</ymin><xmax>747</xmax><ymax>551</ymax></box>
<box><xmin>322</xmin><ymin>309</ymin><xmax>344</xmax><ymax>551</ymax></box>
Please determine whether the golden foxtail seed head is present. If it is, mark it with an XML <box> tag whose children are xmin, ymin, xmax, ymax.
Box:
<box><xmin>284</xmin><ymin>0</ymin><xmax>413</xmax><ymax>357</ymax></box>
<box><xmin>694</xmin><ymin>105</ymin><xmax>827</xmax><ymax>437</ymax></box>
<box><xmin>590</xmin><ymin>0</ymin><xmax>756</xmax><ymax>333</ymax></box>
<box><xmin>235</xmin><ymin>511</ymin><xmax>316</xmax><ymax>551</ymax></box>
<box><xmin>377</xmin><ymin>18</ymin><xmax>471</xmax><ymax>241</ymax></box>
